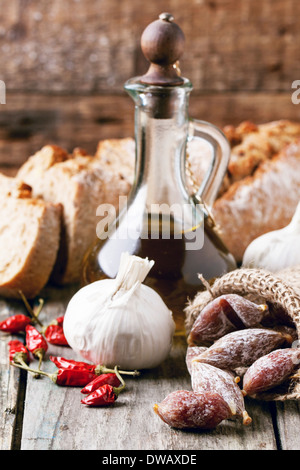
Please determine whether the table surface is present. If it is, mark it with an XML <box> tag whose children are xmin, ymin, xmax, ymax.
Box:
<box><xmin>1</xmin><ymin>285</ymin><xmax>300</xmax><ymax>451</ymax></box>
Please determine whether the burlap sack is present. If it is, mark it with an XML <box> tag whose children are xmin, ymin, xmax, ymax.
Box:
<box><xmin>184</xmin><ymin>265</ymin><xmax>300</xmax><ymax>401</ymax></box>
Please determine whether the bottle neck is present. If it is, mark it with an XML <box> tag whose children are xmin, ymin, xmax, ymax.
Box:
<box><xmin>127</xmin><ymin>82</ymin><xmax>192</xmax><ymax>209</ymax></box>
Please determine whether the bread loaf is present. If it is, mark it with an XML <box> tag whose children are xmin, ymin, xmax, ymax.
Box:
<box><xmin>0</xmin><ymin>173</ymin><xmax>32</xmax><ymax>198</ymax></box>
<box><xmin>0</xmin><ymin>174</ymin><xmax>61</xmax><ymax>298</ymax></box>
<box><xmin>212</xmin><ymin>140</ymin><xmax>300</xmax><ymax>262</ymax></box>
<box><xmin>15</xmin><ymin>119</ymin><xmax>300</xmax><ymax>289</ymax></box>
<box><xmin>17</xmin><ymin>143</ymin><xmax>134</xmax><ymax>284</ymax></box>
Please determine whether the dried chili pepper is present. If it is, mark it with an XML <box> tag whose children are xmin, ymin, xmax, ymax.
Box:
<box><xmin>44</xmin><ymin>325</ymin><xmax>69</xmax><ymax>346</ymax></box>
<box><xmin>43</xmin><ymin>316</ymin><xmax>67</xmax><ymax>345</ymax></box>
<box><xmin>10</xmin><ymin>360</ymin><xmax>125</xmax><ymax>397</ymax></box>
<box><xmin>8</xmin><ymin>340</ymin><xmax>29</xmax><ymax>365</ymax></box>
<box><xmin>49</xmin><ymin>355</ymin><xmax>140</xmax><ymax>377</ymax></box>
<box><xmin>81</xmin><ymin>373</ymin><xmax>121</xmax><ymax>394</ymax></box>
<box><xmin>0</xmin><ymin>314</ymin><xmax>31</xmax><ymax>334</ymax></box>
<box><xmin>10</xmin><ymin>361</ymin><xmax>96</xmax><ymax>386</ymax></box>
<box><xmin>81</xmin><ymin>384</ymin><xmax>117</xmax><ymax>406</ymax></box>
<box><xmin>49</xmin><ymin>356</ymin><xmax>96</xmax><ymax>372</ymax></box>
<box><xmin>55</xmin><ymin>316</ymin><xmax>64</xmax><ymax>326</ymax></box>
<box><xmin>25</xmin><ymin>325</ymin><xmax>48</xmax><ymax>369</ymax></box>
<box><xmin>8</xmin><ymin>340</ymin><xmax>41</xmax><ymax>378</ymax></box>
<box><xmin>81</xmin><ymin>367</ymin><xmax>125</xmax><ymax>406</ymax></box>
<box><xmin>52</xmin><ymin>368</ymin><xmax>96</xmax><ymax>386</ymax></box>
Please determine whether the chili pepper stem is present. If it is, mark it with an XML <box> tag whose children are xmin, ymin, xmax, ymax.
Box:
<box><xmin>34</xmin><ymin>348</ymin><xmax>45</xmax><ymax>372</ymax></box>
<box><xmin>113</xmin><ymin>366</ymin><xmax>126</xmax><ymax>397</ymax></box>
<box><xmin>38</xmin><ymin>355</ymin><xmax>43</xmax><ymax>371</ymax></box>
<box><xmin>10</xmin><ymin>361</ymin><xmax>54</xmax><ymax>381</ymax></box>
<box><xmin>95</xmin><ymin>365</ymin><xmax>140</xmax><ymax>377</ymax></box>
<box><xmin>15</xmin><ymin>357</ymin><xmax>40</xmax><ymax>379</ymax></box>
<box><xmin>34</xmin><ymin>298</ymin><xmax>45</xmax><ymax>319</ymax></box>
<box><xmin>11</xmin><ymin>351</ymin><xmax>40</xmax><ymax>378</ymax></box>
<box><xmin>18</xmin><ymin>291</ymin><xmax>44</xmax><ymax>327</ymax></box>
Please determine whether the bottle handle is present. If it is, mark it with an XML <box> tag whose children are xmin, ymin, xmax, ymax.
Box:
<box><xmin>187</xmin><ymin>118</ymin><xmax>230</xmax><ymax>208</ymax></box>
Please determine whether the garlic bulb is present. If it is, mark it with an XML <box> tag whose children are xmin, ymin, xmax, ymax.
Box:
<box><xmin>242</xmin><ymin>201</ymin><xmax>300</xmax><ymax>272</ymax></box>
<box><xmin>63</xmin><ymin>252</ymin><xmax>175</xmax><ymax>370</ymax></box>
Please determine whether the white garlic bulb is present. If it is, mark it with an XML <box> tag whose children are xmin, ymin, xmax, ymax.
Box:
<box><xmin>242</xmin><ymin>201</ymin><xmax>300</xmax><ymax>272</ymax></box>
<box><xmin>63</xmin><ymin>252</ymin><xmax>175</xmax><ymax>370</ymax></box>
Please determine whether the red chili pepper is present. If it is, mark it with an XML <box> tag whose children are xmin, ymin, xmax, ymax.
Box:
<box><xmin>81</xmin><ymin>373</ymin><xmax>121</xmax><ymax>394</ymax></box>
<box><xmin>55</xmin><ymin>316</ymin><xmax>64</xmax><ymax>327</ymax></box>
<box><xmin>0</xmin><ymin>314</ymin><xmax>31</xmax><ymax>334</ymax></box>
<box><xmin>81</xmin><ymin>384</ymin><xmax>117</xmax><ymax>406</ymax></box>
<box><xmin>49</xmin><ymin>356</ymin><xmax>140</xmax><ymax>378</ymax></box>
<box><xmin>53</xmin><ymin>368</ymin><xmax>96</xmax><ymax>386</ymax></box>
<box><xmin>49</xmin><ymin>356</ymin><xmax>96</xmax><ymax>372</ymax></box>
<box><xmin>8</xmin><ymin>340</ymin><xmax>29</xmax><ymax>363</ymax></box>
<box><xmin>44</xmin><ymin>325</ymin><xmax>69</xmax><ymax>346</ymax></box>
<box><xmin>25</xmin><ymin>325</ymin><xmax>48</xmax><ymax>368</ymax></box>
<box><xmin>9</xmin><ymin>361</ymin><xmax>96</xmax><ymax>386</ymax></box>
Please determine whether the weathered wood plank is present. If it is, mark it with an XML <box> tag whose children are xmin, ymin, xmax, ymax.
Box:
<box><xmin>275</xmin><ymin>401</ymin><xmax>300</xmax><ymax>450</ymax></box>
<box><xmin>1</xmin><ymin>286</ymin><xmax>296</xmax><ymax>450</ymax></box>
<box><xmin>0</xmin><ymin>299</ymin><xmax>27</xmax><ymax>450</ymax></box>
<box><xmin>1</xmin><ymin>0</ymin><xmax>300</xmax><ymax>93</ymax></box>
<box><xmin>0</xmin><ymin>91</ymin><xmax>299</xmax><ymax>175</ymax></box>
<box><xmin>20</xmin><ymin>343</ymin><xmax>277</xmax><ymax>450</ymax></box>
<box><xmin>16</xmin><ymin>287</ymin><xmax>277</xmax><ymax>450</ymax></box>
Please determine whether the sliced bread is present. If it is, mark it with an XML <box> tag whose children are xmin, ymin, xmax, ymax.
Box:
<box><xmin>0</xmin><ymin>174</ymin><xmax>61</xmax><ymax>298</ymax></box>
<box><xmin>17</xmin><ymin>143</ymin><xmax>134</xmax><ymax>285</ymax></box>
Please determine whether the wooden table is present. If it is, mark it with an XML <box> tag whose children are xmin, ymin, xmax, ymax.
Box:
<box><xmin>1</xmin><ymin>285</ymin><xmax>300</xmax><ymax>451</ymax></box>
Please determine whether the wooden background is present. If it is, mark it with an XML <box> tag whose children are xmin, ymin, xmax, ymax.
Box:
<box><xmin>0</xmin><ymin>0</ymin><xmax>300</xmax><ymax>175</ymax></box>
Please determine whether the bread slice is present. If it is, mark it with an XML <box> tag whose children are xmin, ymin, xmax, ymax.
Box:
<box><xmin>0</xmin><ymin>174</ymin><xmax>61</xmax><ymax>298</ymax></box>
<box><xmin>17</xmin><ymin>143</ymin><xmax>134</xmax><ymax>285</ymax></box>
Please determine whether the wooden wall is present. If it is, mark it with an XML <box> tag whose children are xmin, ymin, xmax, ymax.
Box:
<box><xmin>0</xmin><ymin>0</ymin><xmax>300</xmax><ymax>174</ymax></box>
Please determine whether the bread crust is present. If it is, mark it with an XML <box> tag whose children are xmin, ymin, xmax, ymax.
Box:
<box><xmin>224</xmin><ymin>120</ymin><xmax>300</xmax><ymax>183</ymax></box>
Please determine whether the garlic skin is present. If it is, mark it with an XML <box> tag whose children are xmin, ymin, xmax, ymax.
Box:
<box><xmin>242</xmin><ymin>201</ymin><xmax>300</xmax><ymax>272</ymax></box>
<box><xmin>63</xmin><ymin>253</ymin><xmax>175</xmax><ymax>370</ymax></box>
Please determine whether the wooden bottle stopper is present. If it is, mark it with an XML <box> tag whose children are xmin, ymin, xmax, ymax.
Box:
<box><xmin>140</xmin><ymin>13</ymin><xmax>185</xmax><ymax>86</ymax></box>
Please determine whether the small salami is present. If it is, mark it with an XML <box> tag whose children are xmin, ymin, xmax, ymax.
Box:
<box><xmin>193</xmin><ymin>328</ymin><xmax>292</xmax><ymax>370</ymax></box>
<box><xmin>242</xmin><ymin>348</ymin><xmax>300</xmax><ymax>396</ymax></box>
<box><xmin>187</xmin><ymin>295</ymin><xmax>268</xmax><ymax>346</ymax></box>
<box><xmin>153</xmin><ymin>390</ymin><xmax>233</xmax><ymax>430</ymax></box>
<box><xmin>190</xmin><ymin>361</ymin><xmax>252</xmax><ymax>425</ymax></box>
<box><xmin>185</xmin><ymin>346</ymin><xmax>207</xmax><ymax>375</ymax></box>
